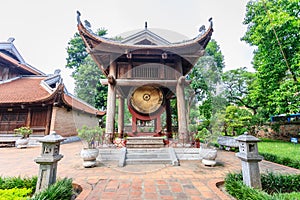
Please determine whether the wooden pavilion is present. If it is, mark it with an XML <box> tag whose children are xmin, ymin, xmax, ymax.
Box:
<box><xmin>77</xmin><ymin>12</ymin><xmax>213</xmax><ymax>143</ymax></box>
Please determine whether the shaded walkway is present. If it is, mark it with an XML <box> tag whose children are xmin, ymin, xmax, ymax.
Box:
<box><xmin>0</xmin><ymin>142</ymin><xmax>299</xmax><ymax>200</ymax></box>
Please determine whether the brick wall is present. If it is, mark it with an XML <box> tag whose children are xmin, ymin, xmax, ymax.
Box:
<box><xmin>257</xmin><ymin>122</ymin><xmax>300</xmax><ymax>141</ymax></box>
<box><xmin>51</xmin><ymin>107</ymin><xmax>100</xmax><ymax>137</ymax></box>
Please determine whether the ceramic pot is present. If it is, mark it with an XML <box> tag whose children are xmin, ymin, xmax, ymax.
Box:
<box><xmin>199</xmin><ymin>147</ymin><xmax>217</xmax><ymax>167</ymax></box>
<box><xmin>80</xmin><ymin>148</ymin><xmax>99</xmax><ymax>168</ymax></box>
<box><xmin>15</xmin><ymin>138</ymin><xmax>29</xmax><ymax>149</ymax></box>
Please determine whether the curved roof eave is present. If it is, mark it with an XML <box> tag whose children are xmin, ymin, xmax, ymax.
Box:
<box><xmin>77</xmin><ymin>12</ymin><xmax>213</xmax><ymax>56</ymax></box>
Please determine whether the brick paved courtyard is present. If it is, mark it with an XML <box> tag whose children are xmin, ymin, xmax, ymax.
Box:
<box><xmin>0</xmin><ymin>141</ymin><xmax>299</xmax><ymax>200</ymax></box>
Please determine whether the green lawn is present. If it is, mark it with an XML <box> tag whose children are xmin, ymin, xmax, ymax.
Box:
<box><xmin>258</xmin><ymin>138</ymin><xmax>300</xmax><ymax>161</ymax></box>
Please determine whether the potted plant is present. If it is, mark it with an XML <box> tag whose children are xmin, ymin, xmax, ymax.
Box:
<box><xmin>14</xmin><ymin>126</ymin><xmax>32</xmax><ymax>148</ymax></box>
<box><xmin>197</xmin><ymin>128</ymin><xmax>218</xmax><ymax>166</ymax></box>
<box><xmin>77</xmin><ymin>125</ymin><xmax>103</xmax><ymax>168</ymax></box>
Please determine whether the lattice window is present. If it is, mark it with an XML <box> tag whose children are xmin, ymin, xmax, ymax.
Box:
<box><xmin>132</xmin><ymin>65</ymin><xmax>159</xmax><ymax>79</ymax></box>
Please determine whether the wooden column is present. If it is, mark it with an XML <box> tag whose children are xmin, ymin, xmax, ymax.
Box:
<box><xmin>49</xmin><ymin>106</ymin><xmax>58</xmax><ymax>131</ymax></box>
<box><xmin>155</xmin><ymin>115</ymin><xmax>161</xmax><ymax>133</ymax></box>
<box><xmin>105</xmin><ymin>60</ymin><xmax>117</xmax><ymax>141</ymax></box>
<box><xmin>132</xmin><ymin>116</ymin><xmax>137</xmax><ymax>133</ymax></box>
<box><xmin>176</xmin><ymin>76</ymin><xmax>188</xmax><ymax>144</ymax></box>
<box><xmin>117</xmin><ymin>96</ymin><xmax>124</xmax><ymax>137</ymax></box>
<box><xmin>45</xmin><ymin>105</ymin><xmax>52</xmax><ymax>135</ymax></box>
<box><xmin>165</xmin><ymin>98</ymin><xmax>172</xmax><ymax>138</ymax></box>
<box><xmin>26</xmin><ymin>108</ymin><xmax>31</xmax><ymax>127</ymax></box>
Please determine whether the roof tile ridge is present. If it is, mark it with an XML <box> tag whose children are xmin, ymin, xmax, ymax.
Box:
<box><xmin>40</xmin><ymin>77</ymin><xmax>60</xmax><ymax>94</ymax></box>
<box><xmin>0</xmin><ymin>76</ymin><xmax>21</xmax><ymax>85</ymax></box>
<box><xmin>64</xmin><ymin>91</ymin><xmax>103</xmax><ymax>113</ymax></box>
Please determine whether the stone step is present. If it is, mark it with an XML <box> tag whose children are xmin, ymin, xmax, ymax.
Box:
<box><xmin>99</xmin><ymin>149</ymin><xmax>122</xmax><ymax>161</ymax></box>
<box><xmin>126</xmin><ymin>144</ymin><xmax>164</xmax><ymax>148</ymax></box>
<box><xmin>126</xmin><ymin>153</ymin><xmax>170</xmax><ymax>160</ymax></box>
<box><xmin>126</xmin><ymin>137</ymin><xmax>165</xmax><ymax>148</ymax></box>
<box><xmin>126</xmin><ymin>148</ymin><xmax>168</xmax><ymax>153</ymax></box>
<box><xmin>125</xmin><ymin>158</ymin><xmax>171</xmax><ymax>165</ymax></box>
<box><xmin>124</xmin><ymin>147</ymin><xmax>174</xmax><ymax>165</ymax></box>
<box><xmin>174</xmin><ymin>148</ymin><xmax>201</xmax><ymax>160</ymax></box>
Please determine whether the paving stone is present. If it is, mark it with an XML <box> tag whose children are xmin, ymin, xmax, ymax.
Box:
<box><xmin>0</xmin><ymin>141</ymin><xmax>299</xmax><ymax>200</ymax></box>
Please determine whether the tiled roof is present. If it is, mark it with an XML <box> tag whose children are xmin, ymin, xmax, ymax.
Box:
<box><xmin>0</xmin><ymin>52</ymin><xmax>43</xmax><ymax>75</ymax></box>
<box><xmin>0</xmin><ymin>77</ymin><xmax>54</xmax><ymax>103</ymax></box>
<box><xmin>62</xmin><ymin>93</ymin><xmax>105</xmax><ymax>116</ymax></box>
<box><xmin>0</xmin><ymin>76</ymin><xmax>105</xmax><ymax>116</ymax></box>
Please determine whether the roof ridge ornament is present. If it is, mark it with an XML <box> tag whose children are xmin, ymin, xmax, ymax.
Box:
<box><xmin>76</xmin><ymin>11</ymin><xmax>81</xmax><ymax>25</ymax></box>
<box><xmin>209</xmin><ymin>17</ymin><xmax>213</xmax><ymax>28</ymax></box>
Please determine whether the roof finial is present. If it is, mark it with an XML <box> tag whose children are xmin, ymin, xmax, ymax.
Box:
<box><xmin>208</xmin><ymin>17</ymin><xmax>213</xmax><ymax>28</ymax></box>
<box><xmin>7</xmin><ymin>37</ymin><xmax>15</xmax><ymax>43</ymax></box>
<box><xmin>145</xmin><ymin>21</ymin><xmax>147</xmax><ymax>30</ymax></box>
<box><xmin>76</xmin><ymin>11</ymin><xmax>81</xmax><ymax>25</ymax></box>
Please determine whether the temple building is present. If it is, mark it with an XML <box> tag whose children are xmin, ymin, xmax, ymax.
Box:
<box><xmin>0</xmin><ymin>38</ymin><xmax>105</xmax><ymax>137</ymax></box>
<box><xmin>77</xmin><ymin>12</ymin><xmax>213</xmax><ymax>143</ymax></box>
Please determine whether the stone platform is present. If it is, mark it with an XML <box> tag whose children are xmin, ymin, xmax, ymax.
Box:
<box><xmin>126</xmin><ymin>136</ymin><xmax>165</xmax><ymax>148</ymax></box>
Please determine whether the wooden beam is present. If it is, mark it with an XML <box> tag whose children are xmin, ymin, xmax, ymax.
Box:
<box><xmin>100</xmin><ymin>79</ymin><xmax>180</xmax><ymax>87</ymax></box>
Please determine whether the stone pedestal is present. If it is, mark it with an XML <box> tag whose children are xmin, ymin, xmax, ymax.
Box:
<box><xmin>34</xmin><ymin>131</ymin><xmax>65</xmax><ymax>192</ymax></box>
<box><xmin>236</xmin><ymin>132</ymin><xmax>263</xmax><ymax>189</ymax></box>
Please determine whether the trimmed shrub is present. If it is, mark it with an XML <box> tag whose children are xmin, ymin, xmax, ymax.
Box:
<box><xmin>260</xmin><ymin>152</ymin><xmax>300</xmax><ymax>170</ymax></box>
<box><xmin>261</xmin><ymin>172</ymin><xmax>300</xmax><ymax>194</ymax></box>
<box><xmin>0</xmin><ymin>176</ymin><xmax>37</xmax><ymax>192</ymax></box>
<box><xmin>225</xmin><ymin>173</ymin><xmax>270</xmax><ymax>200</ymax></box>
<box><xmin>0</xmin><ymin>188</ymin><xmax>32</xmax><ymax>200</ymax></box>
<box><xmin>225</xmin><ymin>172</ymin><xmax>300</xmax><ymax>200</ymax></box>
<box><xmin>31</xmin><ymin>178</ymin><xmax>73</xmax><ymax>200</ymax></box>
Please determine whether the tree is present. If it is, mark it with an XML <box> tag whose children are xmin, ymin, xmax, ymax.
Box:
<box><xmin>222</xmin><ymin>67</ymin><xmax>259</xmax><ymax>114</ymax></box>
<box><xmin>73</xmin><ymin>57</ymin><xmax>107</xmax><ymax>107</ymax></box>
<box><xmin>242</xmin><ymin>0</ymin><xmax>300</xmax><ymax>115</ymax></box>
<box><xmin>224</xmin><ymin>105</ymin><xmax>253</xmax><ymax>136</ymax></box>
<box><xmin>188</xmin><ymin>39</ymin><xmax>225</xmax><ymax>120</ymax></box>
<box><xmin>66</xmin><ymin>28</ymin><xmax>108</xmax><ymax>108</ymax></box>
<box><xmin>66</xmin><ymin>28</ymin><xmax>107</xmax><ymax>75</ymax></box>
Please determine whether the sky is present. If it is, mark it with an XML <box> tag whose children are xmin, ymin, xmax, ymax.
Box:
<box><xmin>0</xmin><ymin>0</ymin><xmax>254</xmax><ymax>94</ymax></box>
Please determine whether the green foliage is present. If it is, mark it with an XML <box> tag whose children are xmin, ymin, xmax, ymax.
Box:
<box><xmin>0</xmin><ymin>176</ymin><xmax>37</xmax><ymax>191</ymax></box>
<box><xmin>66</xmin><ymin>28</ymin><xmax>107</xmax><ymax>73</ymax></box>
<box><xmin>261</xmin><ymin>172</ymin><xmax>300</xmax><ymax>194</ymax></box>
<box><xmin>224</xmin><ymin>105</ymin><xmax>253</xmax><ymax>136</ymax></box>
<box><xmin>65</xmin><ymin>32</ymin><xmax>89</xmax><ymax>72</ymax></box>
<box><xmin>188</xmin><ymin>39</ymin><xmax>226</xmax><ymax>124</ymax></box>
<box><xmin>260</xmin><ymin>152</ymin><xmax>300</xmax><ymax>170</ymax></box>
<box><xmin>272</xmin><ymin>192</ymin><xmax>300</xmax><ymax>200</ymax></box>
<box><xmin>66</xmin><ymin>28</ymin><xmax>108</xmax><ymax>109</ymax></box>
<box><xmin>0</xmin><ymin>188</ymin><xmax>32</xmax><ymax>200</ymax></box>
<box><xmin>194</xmin><ymin>127</ymin><xmax>210</xmax><ymax>142</ymax></box>
<box><xmin>32</xmin><ymin>178</ymin><xmax>74</xmax><ymax>200</ymax></box>
<box><xmin>222</xmin><ymin>67</ymin><xmax>259</xmax><ymax>114</ymax></box>
<box><xmin>73</xmin><ymin>56</ymin><xmax>107</xmax><ymax>108</ymax></box>
<box><xmin>225</xmin><ymin>172</ymin><xmax>300</xmax><ymax>200</ymax></box>
<box><xmin>95</xmin><ymin>75</ymin><xmax>108</xmax><ymax>110</ymax></box>
<box><xmin>225</xmin><ymin>173</ymin><xmax>270</xmax><ymax>200</ymax></box>
<box><xmin>14</xmin><ymin>127</ymin><xmax>32</xmax><ymax>138</ymax></box>
<box><xmin>242</xmin><ymin>0</ymin><xmax>300</xmax><ymax>116</ymax></box>
<box><xmin>258</xmin><ymin>139</ymin><xmax>300</xmax><ymax>169</ymax></box>
<box><xmin>77</xmin><ymin>125</ymin><xmax>103</xmax><ymax>148</ymax></box>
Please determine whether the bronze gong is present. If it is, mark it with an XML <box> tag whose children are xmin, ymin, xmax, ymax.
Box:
<box><xmin>130</xmin><ymin>86</ymin><xmax>164</xmax><ymax>114</ymax></box>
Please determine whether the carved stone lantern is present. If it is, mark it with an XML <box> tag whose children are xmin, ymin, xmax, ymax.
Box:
<box><xmin>34</xmin><ymin>131</ymin><xmax>65</xmax><ymax>192</ymax></box>
<box><xmin>236</xmin><ymin>132</ymin><xmax>263</xmax><ymax>189</ymax></box>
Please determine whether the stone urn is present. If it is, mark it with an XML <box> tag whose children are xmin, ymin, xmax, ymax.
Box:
<box><xmin>80</xmin><ymin>148</ymin><xmax>99</xmax><ymax>168</ymax></box>
<box><xmin>15</xmin><ymin>138</ymin><xmax>30</xmax><ymax>149</ymax></box>
<box><xmin>199</xmin><ymin>145</ymin><xmax>218</xmax><ymax>167</ymax></box>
